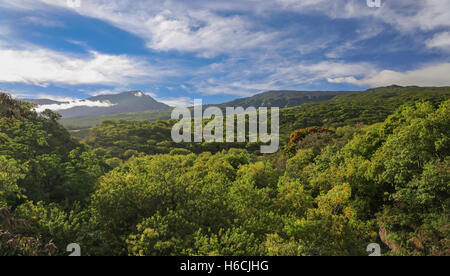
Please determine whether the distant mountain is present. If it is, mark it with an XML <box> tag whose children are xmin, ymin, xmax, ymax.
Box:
<box><xmin>24</xmin><ymin>91</ymin><xmax>171</xmax><ymax>118</ymax></box>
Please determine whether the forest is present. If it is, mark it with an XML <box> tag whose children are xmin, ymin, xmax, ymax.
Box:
<box><xmin>0</xmin><ymin>86</ymin><xmax>449</xmax><ymax>256</ymax></box>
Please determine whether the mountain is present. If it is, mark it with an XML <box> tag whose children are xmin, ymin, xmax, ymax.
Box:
<box><xmin>24</xmin><ymin>91</ymin><xmax>172</xmax><ymax>118</ymax></box>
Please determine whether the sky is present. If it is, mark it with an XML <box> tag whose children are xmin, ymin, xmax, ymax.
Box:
<box><xmin>0</xmin><ymin>0</ymin><xmax>449</xmax><ymax>107</ymax></box>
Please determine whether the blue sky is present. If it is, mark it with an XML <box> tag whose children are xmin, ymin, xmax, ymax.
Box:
<box><xmin>0</xmin><ymin>0</ymin><xmax>449</xmax><ymax>107</ymax></box>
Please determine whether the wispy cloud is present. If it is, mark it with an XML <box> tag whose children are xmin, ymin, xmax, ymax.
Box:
<box><xmin>5</xmin><ymin>0</ymin><xmax>450</xmax><ymax>57</ymax></box>
<box><xmin>426</xmin><ymin>32</ymin><xmax>450</xmax><ymax>52</ymax></box>
<box><xmin>6</xmin><ymin>0</ymin><xmax>279</xmax><ymax>58</ymax></box>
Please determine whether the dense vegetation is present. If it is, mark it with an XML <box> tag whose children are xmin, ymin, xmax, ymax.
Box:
<box><xmin>1</xmin><ymin>87</ymin><xmax>449</xmax><ymax>256</ymax></box>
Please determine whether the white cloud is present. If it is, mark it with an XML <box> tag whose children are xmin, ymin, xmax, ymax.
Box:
<box><xmin>7</xmin><ymin>0</ymin><xmax>278</xmax><ymax>57</ymax></box>
<box><xmin>426</xmin><ymin>32</ymin><xmax>450</xmax><ymax>51</ymax></box>
<box><xmin>4</xmin><ymin>0</ymin><xmax>450</xmax><ymax>57</ymax></box>
<box><xmin>0</xmin><ymin>48</ymin><xmax>175</xmax><ymax>86</ymax></box>
<box><xmin>399</xmin><ymin>0</ymin><xmax>450</xmax><ymax>31</ymax></box>
<box><xmin>142</xmin><ymin>9</ymin><xmax>277</xmax><ymax>57</ymax></box>
<box><xmin>35</xmin><ymin>99</ymin><xmax>116</xmax><ymax>112</ymax></box>
<box><xmin>328</xmin><ymin>62</ymin><xmax>450</xmax><ymax>87</ymax></box>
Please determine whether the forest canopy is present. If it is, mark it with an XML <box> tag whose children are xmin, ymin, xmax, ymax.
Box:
<box><xmin>0</xmin><ymin>88</ymin><xmax>449</xmax><ymax>256</ymax></box>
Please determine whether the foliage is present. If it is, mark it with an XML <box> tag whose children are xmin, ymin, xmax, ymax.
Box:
<box><xmin>0</xmin><ymin>90</ymin><xmax>449</xmax><ymax>256</ymax></box>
